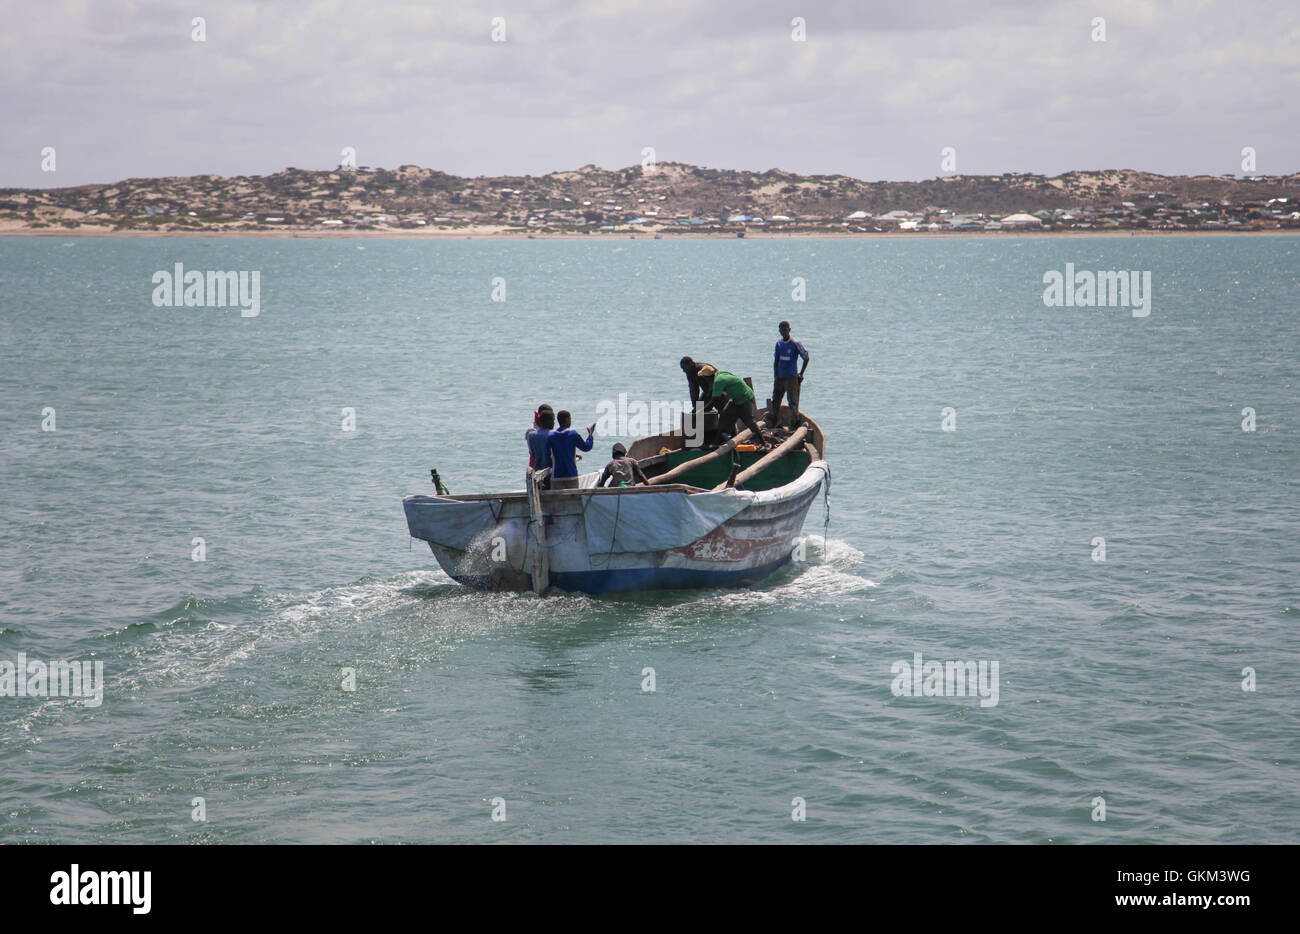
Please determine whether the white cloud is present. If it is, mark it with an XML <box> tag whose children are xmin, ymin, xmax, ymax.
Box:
<box><xmin>1</xmin><ymin>0</ymin><xmax>1296</xmax><ymax>187</ymax></box>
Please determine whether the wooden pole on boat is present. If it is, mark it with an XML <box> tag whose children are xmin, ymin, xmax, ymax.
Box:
<box><xmin>646</xmin><ymin>420</ymin><xmax>766</xmax><ymax>486</ymax></box>
<box><xmin>526</xmin><ymin>468</ymin><xmax>550</xmax><ymax>593</ymax></box>
<box><xmin>711</xmin><ymin>426</ymin><xmax>808</xmax><ymax>492</ymax></box>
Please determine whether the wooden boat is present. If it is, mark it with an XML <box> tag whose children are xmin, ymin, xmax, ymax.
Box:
<box><xmin>402</xmin><ymin>406</ymin><xmax>828</xmax><ymax>595</ymax></box>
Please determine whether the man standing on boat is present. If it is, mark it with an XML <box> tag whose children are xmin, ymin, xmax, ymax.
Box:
<box><xmin>680</xmin><ymin>356</ymin><xmax>719</xmax><ymax>411</ymax></box>
<box><xmin>547</xmin><ymin>410</ymin><xmax>596</xmax><ymax>489</ymax></box>
<box><xmin>526</xmin><ymin>404</ymin><xmax>554</xmax><ymax>470</ymax></box>
<box><xmin>772</xmin><ymin>321</ymin><xmax>809</xmax><ymax>428</ymax></box>
<box><xmin>525</xmin><ymin>404</ymin><xmax>555</xmax><ymax>489</ymax></box>
<box><xmin>705</xmin><ymin>370</ymin><xmax>768</xmax><ymax>451</ymax></box>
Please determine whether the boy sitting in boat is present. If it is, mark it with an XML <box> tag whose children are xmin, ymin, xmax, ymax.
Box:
<box><xmin>597</xmin><ymin>443</ymin><xmax>649</xmax><ymax>488</ymax></box>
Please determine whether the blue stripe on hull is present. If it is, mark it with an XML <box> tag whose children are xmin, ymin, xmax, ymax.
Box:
<box><xmin>449</xmin><ymin>553</ymin><xmax>794</xmax><ymax>595</ymax></box>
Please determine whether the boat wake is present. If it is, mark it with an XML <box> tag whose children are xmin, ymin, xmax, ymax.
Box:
<box><xmin>10</xmin><ymin>537</ymin><xmax>873</xmax><ymax>734</ymax></box>
<box><xmin>79</xmin><ymin>574</ymin><xmax>449</xmax><ymax>701</ymax></box>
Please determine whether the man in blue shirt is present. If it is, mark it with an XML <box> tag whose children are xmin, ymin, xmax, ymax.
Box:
<box><xmin>772</xmin><ymin>320</ymin><xmax>810</xmax><ymax>428</ymax></box>
<box><xmin>525</xmin><ymin>404</ymin><xmax>554</xmax><ymax>488</ymax></box>
<box><xmin>547</xmin><ymin>410</ymin><xmax>595</xmax><ymax>489</ymax></box>
<box><xmin>526</xmin><ymin>404</ymin><xmax>554</xmax><ymax>470</ymax></box>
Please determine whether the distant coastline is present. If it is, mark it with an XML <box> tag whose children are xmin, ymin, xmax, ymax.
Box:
<box><xmin>4</xmin><ymin>225</ymin><xmax>1298</xmax><ymax>240</ymax></box>
<box><xmin>4</xmin><ymin>162</ymin><xmax>1298</xmax><ymax>238</ymax></box>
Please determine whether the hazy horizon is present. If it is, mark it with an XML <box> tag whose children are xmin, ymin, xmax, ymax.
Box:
<box><xmin>3</xmin><ymin>0</ymin><xmax>1297</xmax><ymax>189</ymax></box>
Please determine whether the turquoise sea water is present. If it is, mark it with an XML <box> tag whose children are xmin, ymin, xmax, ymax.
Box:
<box><xmin>0</xmin><ymin>234</ymin><xmax>1296</xmax><ymax>843</ymax></box>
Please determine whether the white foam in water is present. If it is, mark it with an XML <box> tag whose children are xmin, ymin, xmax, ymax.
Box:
<box><xmin>104</xmin><ymin>573</ymin><xmax>439</xmax><ymax>697</ymax></box>
<box><xmin>788</xmin><ymin>536</ymin><xmax>877</xmax><ymax>593</ymax></box>
<box><xmin>272</xmin><ymin>571</ymin><xmax>452</xmax><ymax>635</ymax></box>
<box><xmin>99</xmin><ymin>539</ymin><xmax>870</xmax><ymax>704</ymax></box>
<box><xmin>713</xmin><ymin>537</ymin><xmax>876</xmax><ymax>609</ymax></box>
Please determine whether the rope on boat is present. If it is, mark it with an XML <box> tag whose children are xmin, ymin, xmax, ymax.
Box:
<box><xmin>811</xmin><ymin>461</ymin><xmax>831</xmax><ymax>564</ymax></box>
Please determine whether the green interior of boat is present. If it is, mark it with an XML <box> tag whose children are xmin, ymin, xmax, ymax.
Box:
<box><xmin>664</xmin><ymin>448</ymin><xmax>811</xmax><ymax>492</ymax></box>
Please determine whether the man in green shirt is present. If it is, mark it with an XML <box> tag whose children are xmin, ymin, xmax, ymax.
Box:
<box><xmin>704</xmin><ymin>369</ymin><xmax>767</xmax><ymax>450</ymax></box>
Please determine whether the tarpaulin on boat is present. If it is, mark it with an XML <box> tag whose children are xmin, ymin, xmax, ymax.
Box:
<box><xmin>583</xmin><ymin>489</ymin><xmax>752</xmax><ymax>554</ymax></box>
<box><xmin>403</xmin><ymin>495</ymin><xmax>500</xmax><ymax>550</ymax></box>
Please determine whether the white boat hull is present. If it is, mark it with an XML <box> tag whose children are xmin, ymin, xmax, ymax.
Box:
<box><xmin>404</xmin><ymin>461</ymin><xmax>828</xmax><ymax>594</ymax></box>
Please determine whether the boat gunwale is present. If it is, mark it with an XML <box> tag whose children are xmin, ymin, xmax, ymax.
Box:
<box><xmin>404</xmin><ymin>458</ymin><xmax>827</xmax><ymax>508</ymax></box>
<box><xmin>403</xmin><ymin>410</ymin><xmax>825</xmax><ymax>506</ymax></box>
<box><xmin>408</xmin><ymin>483</ymin><xmax>706</xmax><ymax>504</ymax></box>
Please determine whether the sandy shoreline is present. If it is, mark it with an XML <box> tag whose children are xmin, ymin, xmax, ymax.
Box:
<box><xmin>1</xmin><ymin>225</ymin><xmax>1296</xmax><ymax>240</ymax></box>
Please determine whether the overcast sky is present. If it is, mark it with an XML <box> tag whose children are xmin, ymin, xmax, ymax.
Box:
<box><xmin>3</xmin><ymin>0</ymin><xmax>1296</xmax><ymax>188</ymax></box>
